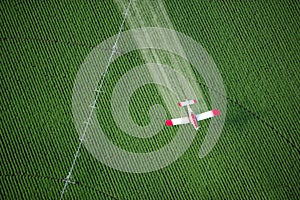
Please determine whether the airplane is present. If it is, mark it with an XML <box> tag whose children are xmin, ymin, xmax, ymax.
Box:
<box><xmin>165</xmin><ymin>99</ymin><xmax>220</xmax><ymax>130</ymax></box>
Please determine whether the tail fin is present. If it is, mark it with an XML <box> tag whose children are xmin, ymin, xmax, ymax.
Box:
<box><xmin>178</xmin><ymin>99</ymin><xmax>197</xmax><ymax>107</ymax></box>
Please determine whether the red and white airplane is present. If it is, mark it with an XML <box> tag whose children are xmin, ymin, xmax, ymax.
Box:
<box><xmin>165</xmin><ymin>99</ymin><xmax>220</xmax><ymax>130</ymax></box>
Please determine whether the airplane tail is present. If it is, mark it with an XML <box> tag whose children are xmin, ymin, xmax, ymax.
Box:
<box><xmin>178</xmin><ymin>99</ymin><xmax>197</xmax><ymax>107</ymax></box>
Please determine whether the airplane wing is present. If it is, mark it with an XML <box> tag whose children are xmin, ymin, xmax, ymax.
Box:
<box><xmin>196</xmin><ymin>109</ymin><xmax>220</xmax><ymax>121</ymax></box>
<box><xmin>166</xmin><ymin>117</ymin><xmax>189</xmax><ymax>126</ymax></box>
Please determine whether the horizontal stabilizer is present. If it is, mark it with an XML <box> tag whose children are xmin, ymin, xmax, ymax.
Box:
<box><xmin>178</xmin><ymin>99</ymin><xmax>197</xmax><ymax>107</ymax></box>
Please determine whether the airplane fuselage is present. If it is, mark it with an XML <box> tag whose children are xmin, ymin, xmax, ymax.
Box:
<box><xmin>187</xmin><ymin>103</ymin><xmax>199</xmax><ymax>130</ymax></box>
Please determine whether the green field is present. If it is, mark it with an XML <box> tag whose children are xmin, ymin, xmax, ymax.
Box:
<box><xmin>1</xmin><ymin>0</ymin><xmax>299</xmax><ymax>199</ymax></box>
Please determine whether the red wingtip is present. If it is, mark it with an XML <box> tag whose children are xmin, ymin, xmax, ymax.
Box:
<box><xmin>178</xmin><ymin>102</ymin><xmax>182</xmax><ymax>107</ymax></box>
<box><xmin>166</xmin><ymin>120</ymin><xmax>173</xmax><ymax>126</ymax></box>
<box><xmin>212</xmin><ymin>109</ymin><xmax>221</xmax><ymax>116</ymax></box>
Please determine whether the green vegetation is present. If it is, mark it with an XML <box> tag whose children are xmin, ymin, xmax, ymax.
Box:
<box><xmin>1</xmin><ymin>0</ymin><xmax>299</xmax><ymax>199</ymax></box>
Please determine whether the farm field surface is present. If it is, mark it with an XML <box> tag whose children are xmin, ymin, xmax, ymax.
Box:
<box><xmin>1</xmin><ymin>0</ymin><xmax>299</xmax><ymax>199</ymax></box>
